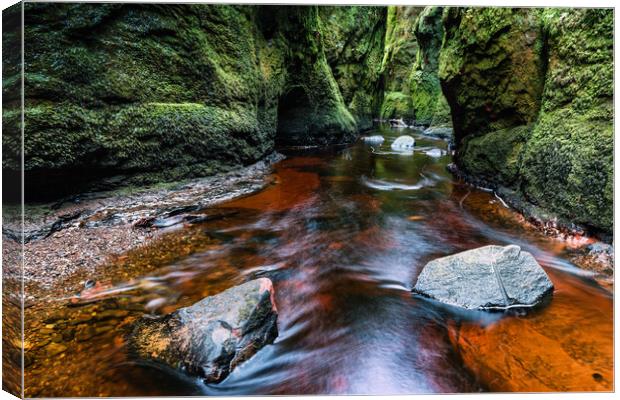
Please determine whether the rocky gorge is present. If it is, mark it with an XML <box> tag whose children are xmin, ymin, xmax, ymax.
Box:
<box><xmin>3</xmin><ymin>4</ymin><xmax>612</xmax><ymax>238</ymax></box>
<box><xmin>1</xmin><ymin>3</ymin><xmax>614</xmax><ymax>397</ymax></box>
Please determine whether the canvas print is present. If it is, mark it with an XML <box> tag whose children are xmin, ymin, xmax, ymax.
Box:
<box><xmin>1</xmin><ymin>2</ymin><xmax>614</xmax><ymax>397</ymax></box>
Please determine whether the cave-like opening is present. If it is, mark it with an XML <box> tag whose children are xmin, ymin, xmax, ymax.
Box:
<box><xmin>276</xmin><ymin>86</ymin><xmax>312</xmax><ymax>145</ymax></box>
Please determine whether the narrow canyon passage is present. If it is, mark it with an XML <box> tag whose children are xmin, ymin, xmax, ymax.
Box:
<box><xmin>23</xmin><ymin>125</ymin><xmax>612</xmax><ymax>396</ymax></box>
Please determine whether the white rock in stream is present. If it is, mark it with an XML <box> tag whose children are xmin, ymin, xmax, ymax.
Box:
<box><xmin>414</xmin><ymin>245</ymin><xmax>553</xmax><ymax>310</ymax></box>
<box><xmin>391</xmin><ymin>135</ymin><xmax>415</xmax><ymax>150</ymax></box>
<box><xmin>361</xmin><ymin>135</ymin><xmax>384</xmax><ymax>144</ymax></box>
<box><xmin>425</xmin><ymin>148</ymin><xmax>444</xmax><ymax>158</ymax></box>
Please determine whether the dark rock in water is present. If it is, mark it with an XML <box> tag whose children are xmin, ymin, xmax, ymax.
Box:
<box><xmin>130</xmin><ymin>278</ymin><xmax>278</xmax><ymax>383</ymax></box>
<box><xmin>414</xmin><ymin>245</ymin><xmax>553</xmax><ymax>310</ymax></box>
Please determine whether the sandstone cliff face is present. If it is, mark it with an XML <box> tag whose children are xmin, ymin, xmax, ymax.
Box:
<box><xmin>438</xmin><ymin>7</ymin><xmax>613</xmax><ymax>234</ymax></box>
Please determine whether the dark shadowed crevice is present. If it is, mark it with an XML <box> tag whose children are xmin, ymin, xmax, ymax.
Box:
<box><xmin>276</xmin><ymin>86</ymin><xmax>313</xmax><ymax>145</ymax></box>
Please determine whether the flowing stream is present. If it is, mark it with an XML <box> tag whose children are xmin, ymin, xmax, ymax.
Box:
<box><xmin>24</xmin><ymin>125</ymin><xmax>613</xmax><ymax>396</ymax></box>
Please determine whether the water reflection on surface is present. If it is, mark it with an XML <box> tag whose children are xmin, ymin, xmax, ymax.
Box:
<box><xmin>24</xmin><ymin>125</ymin><xmax>612</xmax><ymax>396</ymax></box>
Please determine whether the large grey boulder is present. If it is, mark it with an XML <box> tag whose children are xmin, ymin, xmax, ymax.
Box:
<box><xmin>414</xmin><ymin>245</ymin><xmax>553</xmax><ymax>310</ymax></box>
<box><xmin>130</xmin><ymin>278</ymin><xmax>278</xmax><ymax>383</ymax></box>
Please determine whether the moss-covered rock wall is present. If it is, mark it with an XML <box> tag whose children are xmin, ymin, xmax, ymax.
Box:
<box><xmin>521</xmin><ymin>9</ymin><xmax>613</xmax><ymax>233</ymax></box>
<box><xmin>409</xmin><ymin>6</ymin><xmax>451</xmax><ymax>127</ymax></box>
<box><xmin>3</xmin><ymin>4</ymin><xmax>381</xmax><ymax>195</ymax></box>
<box><xmin>379</xmin><ymin>6</ymin><xmax>420</xmax><ymax>120</ymax></box>
<box><xmin>321</xmin><ymin>6</ymin><xmax>386</xmax><ymax>131</ymax></box>
<box><xmin>3</xmin><ymin>4</ymin><xmax>612</xmax><ymax>235</ymax></box>
<box><xmin>270</xmin><ymin>6</ymin><xmax>356</xmax><ymax>145</ymax></box>
<box><xmin>438</xmin><ymin>7</ymin><xmax>613</xmax><ymax>234</ymax></box>
<box><xmin>4</xmin><ymin>4</ymin><xmax>288</xmax><ymax>194</ymax></box>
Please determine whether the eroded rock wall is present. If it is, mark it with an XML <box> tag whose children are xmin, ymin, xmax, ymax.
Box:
<box><xmin>4</xmin><ymin>4</ymin><xmax>381</xmax><ymax>196</ymax></box>
<box><xmin>409</xmin><ymin>6</ymin><xmax>451</xmax><ymax>127</ymax></box>
<box><xmin>4</xmin><ymin>4</ymin><xmax>288</xmax><ymax>195</ymax></box>
<box><xmin>438</xmin><ymin>7</ymin><xmax>613</xmax><ymax>234</ymax></box>
<box><xmin>379</xmin><ymin>6</ymin><xmax>420</xmax><ymax>120</ymax></box>
<box><xmin>321</xmin><ymin>6</ymin><xmax>387</xmax><ymax>131</ymax></box>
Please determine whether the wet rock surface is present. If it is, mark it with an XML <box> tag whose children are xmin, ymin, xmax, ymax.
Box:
<box><xmin>422</xmin><ymin>126</ymin><xmax>453</xmax><ymax>140</ymax></box>
<box><xmin>414</xmin><ymin>245</ymin><xmax>554</xmax><ymax>310</ymax></box>
<box><xmin>129</xmin><ymin>278</ymin><xmax>278</xmax><ymax>383</ymax></box>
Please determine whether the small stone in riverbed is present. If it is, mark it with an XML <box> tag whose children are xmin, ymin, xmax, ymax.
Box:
<box><xmin>46</xmin><ymin>342</ymin><xmax>67</xmax><ymax>357</ymax></box>
<box><xmin>129</xmin><ymin>278</ymin><xmax>278</xmax><ymax>383</ymax></box>
<box><xmin>75</xmin><ymin>325</ymin><xmax>96</xmax><ymax>342</ymax></box>
<box><xmin>414</xmin><ymin>245</ymin><xmax>553</xmax><ymax>310</ymax></box>
<box><xmin>361</xmin><ymin>135</ymin><xmax>384</xmax><ymax>144</ymax></box>
<box><xmin>95</xmin><ymin>309</ymin><xmax>129</xmax><ymax>320</ymax></box>
<box><xmin>423</xmin><ymin>126</ymin><xmax>453</xmax><ymax>139</ymax></box>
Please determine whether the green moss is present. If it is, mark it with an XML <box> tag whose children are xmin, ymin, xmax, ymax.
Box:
<box><xmin>460</xmin><ymin>125</ymin><xmax>531</xmax><ymax>185</ymax></box>
<box><xmin>11</xmin><ymin>3</ymin><xmax>380</xmax><ymax>192</ymax></box>
<box><xmin>381</xmin><ymin>6</ymin><xmax>420</xmax><ymax>92</ymax></box>
<box><xmin>320</xmin><ymin>6</ymin><xmax>387</xmax><ymax>130</ymax></box>
<box><xmin>520</xmin><ymin>9</ymin><xmax>613</xmax><ymax>232</ymax></box>
<box><xmin>439</xmin><ymin>7</ymin><xmax>545</xmax><ymax>142</ymax></box>
<box><xmin>409</xmin><ymin>7</ymin><xmax>451</xmax><ymax>126</ymax></box>
<box><xmin>379</xmin><ymin>6</ymin><xmax>422</xmax><ymax>119</ymax></box>
<box><xmin>267</xmin><ymin>6</ymin><xmax>357</xmax><ymax>145</ymax></box>
<box><xmin>380</xmin><ymin>91</ymin><xmax>413</xmax><ymax>120</ymax></box>
<box><xmin>441</xmin><ymin>7</ymin><xmax>613</xmax><ymax>233</ymax></box>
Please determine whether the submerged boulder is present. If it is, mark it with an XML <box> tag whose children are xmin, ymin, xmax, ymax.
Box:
<box><xmin>130</xmin><ymin>278</ymin><xmax>278</xmax><ymax>383</ymax></box>
<box><xmin>414</xmin><ymin>245</ymin><xmax>553</xmax><ymax>310</ymax></box>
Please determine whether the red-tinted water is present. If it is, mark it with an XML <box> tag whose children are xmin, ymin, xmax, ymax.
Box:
<box><xmin>24</xmin><ymin>125</ymin><xmax>612</xmax><ymax>396</ymax></box>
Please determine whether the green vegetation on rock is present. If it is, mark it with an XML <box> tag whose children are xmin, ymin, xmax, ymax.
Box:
<box><xmin>6</xmin><ymin>3</ymin><xmax>287</xmax><ymax>192</ymax></box>
<box><xmin>272</xmin><ymin>6</ymin><xmax>356</xmax><ymax>145</ymax></box>
<box><xmin>521</xmin><ymin>9</ymin><xmax>613</xmax><ymax>232</ymax></box>
<box><xmin>409</xmin><ymin>7</ymin><xmax>451</xmax><ymax>126</ymax></box>
<box><xmin>321</xmin><ymin>6</ymin><xmax>386</xmax><ymax>131</ymax></box>
<box><xmin>379</xmin><ymin>6</ymin><xmax>420</xmax><ymax>120</ymax></box>
<box><xmin>439</xmin><ymin>7</ymin><xmax>613</xmax><ymax>233</ymax></box>
<box><xmin>4</xmin><ymin>3</ymin><xmax>378</xmax><ymax>194</ymax></box>
<box><xmin>2</xmin><ymin>4</ymin><xmax>613</xmax><ymax>236</ymax></box>
<box><xmin>439</xmin><ymin>7</ymin><xmax>545</xmax><ymax>142</ymax></box>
